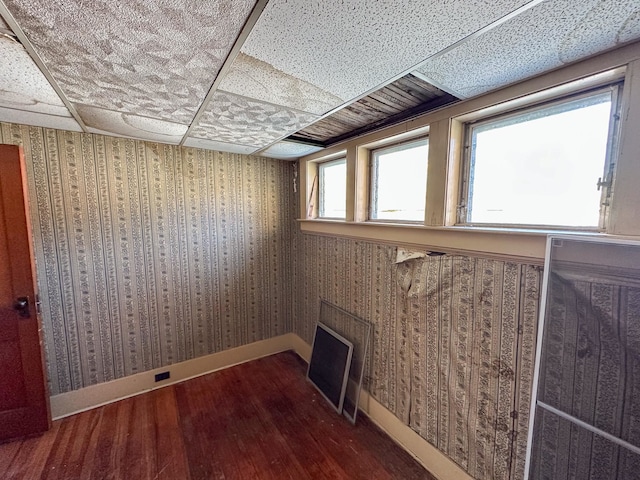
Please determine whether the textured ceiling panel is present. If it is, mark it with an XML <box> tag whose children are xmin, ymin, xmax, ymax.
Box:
<box><xmin>3</xmin><ymin>0</ymin><xmax>257</xmax><ymax>124</ymax></box>
<box><xmin>191</xmin><ymin>91</ymin><xmax>318</xmax><ymax>149</ymax></box>
<box><xmin>415</xmin><ymin>0</ymin><xmax>640</xmax><ymax>99</ymax></box>
<box><xmin>260</xmin><ymin>140</ymin><xmax>324</xmax><ymax>160</ymax></box>
<box><xmin>183</xmin><ymin>137</ymin><xmax>257</xmax><ymax>155</ymax></box>
<box><xmin>218</xmin><ymin>53</ymin><xmax>345</xmax><ymax>115</ymax></box>
<box><xmin>76</xmin><ymin>104</ymin><xmax>187</xmax><ymax>144</ymax></box>
<box><xmin>0</xmin><ymin>106</ymin><xmax>82</xmax><ymax>131</ymax></box>
<box><xmin>239</xmin><ymin>0</ymin><xmax>532</xmax><ymax>102</ymax></box>
<box><xmin>1</xmin><ymin>0</ymin><xmax>639</xmax><ymax>154</ymax></box>
<box><xmin>0</xmin><ymin>36</ymin><xmax>72</xmax><ymax>116</ymax></box>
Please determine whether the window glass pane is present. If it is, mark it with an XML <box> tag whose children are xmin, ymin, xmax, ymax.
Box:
<box><xmin>319</xmin><ymin>158</ymin><xmax>346</xmax><ymax>218</ymax></box>
<box><xmin>370</xmin><ymin>139</ymin><xmax>428</xmax><ymax>222</ymax></box>
<box><xmin>467</xmin><ymin>91</ymin><xmax>614</xmax><ymax>227</ymax></box>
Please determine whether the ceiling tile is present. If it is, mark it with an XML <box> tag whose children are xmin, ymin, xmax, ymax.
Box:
<box><xmin>218</xmin><ymin>53</ymin><xmax>345</xmax><ymax>115</ymax></box>
<box><xmin>415</xmin><ymin>0</ymin><xmax>640</xmax><ymax>99</ymax></box>
<box><xmin>3</xmin><ymin>0</ymin><xmax>257</xmax><ymax>124</ymax></box>
<box><xmin>0</xmin><ymin>36</ymin><xmax>73</xmax><ymax>117</ymax></box>
<box><xmin>239</xmin><ymin>0</ymin><xmax>533</xmax><ymax>102</ymax></box>
<box><xmin>260</xmin><ymin>141</ymin><xmax>324</xmax><ymax>160</ymax></box>
<box><xmin>76</xmin><ymin>104</ymin><xmax>187</xmax><ymax>144</ymax></box>
<box><xmin>0</xmin><ymin>106</ymin><xmax>82</xmax><ymax>131</ymax></box>
<box><xmin>192</xmin><ymin>91</ymin><xmax>318</xmax><ymax>148</ymax></box>
<box><xmin>183</xmin><ymin>137</ymin><xmax>258</xmax><ymax>155</ymax></box>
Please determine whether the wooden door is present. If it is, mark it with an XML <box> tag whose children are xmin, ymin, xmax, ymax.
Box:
<box><xmin>0</xmin><ymin>144</ymin><xmax>50</xmax><ymax>442</ymax></box>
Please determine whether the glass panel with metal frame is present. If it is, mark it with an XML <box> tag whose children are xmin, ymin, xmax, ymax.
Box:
<box><xmin>318</xmin><ymin>300</ymin><xmax>371</xmax><ymax>424</ymax></box>
<box><xmin>525</xmin><ymin>235</ymin><xmax>640</xmax><ymax>479</ymax></box>
<box><xmin>307</xmin><ymin>321</ymin><xmax>354</xmax><ymax>414</ymax></box>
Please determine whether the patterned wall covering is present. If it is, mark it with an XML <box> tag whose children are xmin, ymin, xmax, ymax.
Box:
<box><xmin>292</xmin><ymin>234</ymin><xmax>542</xmax><ymax>480</ymax></box>
<box><xmin>1</xmin><ymin>119</ymin><xmax>544</xmax><ymax>480</ymax></box>
<box><xmin>0</xmin><ymin>122</ymin><xmax>295</xmax><ymax>396</ymax></box>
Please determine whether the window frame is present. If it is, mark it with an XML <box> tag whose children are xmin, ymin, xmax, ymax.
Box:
<box><xmin>297</xmin><ymin>46</ymin><xmax>640</xmax><ymax>262</ymax></box>
<box><xmin>368</xmin><ymin>137</ymin><xmax>430</xmax><ymax>224</ymax></box>
<box><xmin>457</xmin><ymin>82</ymin><xmax>623</xmax><ymax>231</ymax></box>
<box><xmin>317</xmin><ymin>157</ymin><xmax>347</xmax><ymax>219</ymax></box>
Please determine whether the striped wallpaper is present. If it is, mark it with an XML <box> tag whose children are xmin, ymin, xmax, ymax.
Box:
<box><xmin>0</xmin><ymin>122</ymin><xmax>295</xmax><ymax>396</ymax></box>
<box><xmin>291</xmin><ymin>235</ymin><xmax>542</xmax><ymax>480</ymax></box>
<box><xmin>1</xmin><ymin>120</ymin><xmax>546</xmax><ymax>480</ymax></box>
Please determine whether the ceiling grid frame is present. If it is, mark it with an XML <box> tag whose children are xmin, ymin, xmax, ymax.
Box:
<box><xmin>179</xmin><ymin>0</ymin><xmax>270</xmax><ymax>147</ymax></box>
<box><xmin>0</xmin><ymin>0</ymin><xmax>638</xmax><ymax>159</ymax></box>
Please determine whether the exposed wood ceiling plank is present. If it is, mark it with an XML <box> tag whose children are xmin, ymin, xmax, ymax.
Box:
<box><xmin>324</xmin><ymin>94</ymin><xmax>458</xmax><ymax>146</ymax></box>
<box><xmin>290</xmin><ymin>74</ymin><xmax>458</xmax><ymax>145</ymax></box>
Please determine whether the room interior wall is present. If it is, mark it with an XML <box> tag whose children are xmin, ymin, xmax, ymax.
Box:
<box><xmin>1</xmin><ymin>119</ymin><xmax>544</xmax><ymax>480</ymax></box>
<box><xmin>291</xmin><ymin>233</ymin><xmax>542</xmax><ymax>480</ymax></box>
<box><xmin>0</xmin><ymin>122</ymin><xmax>296</xmax><ymax>396</ymax></box>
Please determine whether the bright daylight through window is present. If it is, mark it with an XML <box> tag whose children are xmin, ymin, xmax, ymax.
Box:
<box><xmin>318</xmin><ymin>158</ymin><xmax>346</xmax><ymax>219</ymax></box>
<box><xmin>462</xmin><ymin>86</ymin><xmax>619</xmax><ymax>228</ymax></box>
<box><xmin>370</xmin><ymin>138</ymin><xmax>429</xmax><ymax>222</ymax></box>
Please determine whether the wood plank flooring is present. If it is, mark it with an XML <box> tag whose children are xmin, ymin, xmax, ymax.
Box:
<box><xmin>0</xmin><ymin>351</ymin><xmax>436</xmax><ymax>479</ymax></box>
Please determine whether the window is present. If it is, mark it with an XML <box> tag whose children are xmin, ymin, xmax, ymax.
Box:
<box><xmin>460</xmin><ymin>85</ymin><xmax>621</xmax><ymax>229</ymax></box>
<box><xmin>370</xmin><ymin>138</ymin><xmax>429</xmax><ymax>222</ymax></box>
<box><xmin>318</xmin><ymin>158</ymin><xmax>346</xmax><ymax>218</ymax></box>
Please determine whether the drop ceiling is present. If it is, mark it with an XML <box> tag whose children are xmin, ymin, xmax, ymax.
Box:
<box><xmin>0</xmin><ymin>0</ymin><xmax>638</xmax><ymax>160</ymax></box>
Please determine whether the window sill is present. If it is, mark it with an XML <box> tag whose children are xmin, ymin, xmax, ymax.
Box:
<box><xmin>297</xmin><ymin>219</ymin><xmax>609</xmax><ymax>263</ymax></box>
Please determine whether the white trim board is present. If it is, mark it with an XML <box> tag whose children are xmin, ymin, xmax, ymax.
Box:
<box><xmin>49</xmin><ymin>333</ymin><xmax>297</xmax><ymax>420</ymax></box>
<box><xmin>289</xmin><ymin>333</ymin><xmax>472</xmax><ymax>480</ymax></box>
<box><xmin>50</xmin><ymin>332</ymin><xmax>472</xmax><ymax>480</ymax></box>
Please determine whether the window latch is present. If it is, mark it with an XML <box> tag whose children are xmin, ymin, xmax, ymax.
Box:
<box><xmin>596</xmin><ymin>177</ymin><xmax>611</xmax><ymax>191</ymax></box>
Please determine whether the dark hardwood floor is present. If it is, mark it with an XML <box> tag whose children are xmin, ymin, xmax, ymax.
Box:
<box><xmin>0</xmin><ymin>351</ymin><xmax>435</xmax><ymax>479</ymax></box>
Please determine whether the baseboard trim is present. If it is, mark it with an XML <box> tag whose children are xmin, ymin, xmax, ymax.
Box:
<box><xmin>50</xmin><ymin>332</ymin><xmax>473</xmax><ymax>480</ymax></box>
<box><xmin>290</xmin><ymin>333</ymin><xmax>473</xmax><ymax>480</ymax></box>
<box><xmin>50</xmin><ymin>334</ymin><xmax>297</xmax><ymax>420</ymax></box>
<box><xmin>357</xmin><ymin>390</ymin><xmax>474</xmax><ymax>480</ymax></box>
